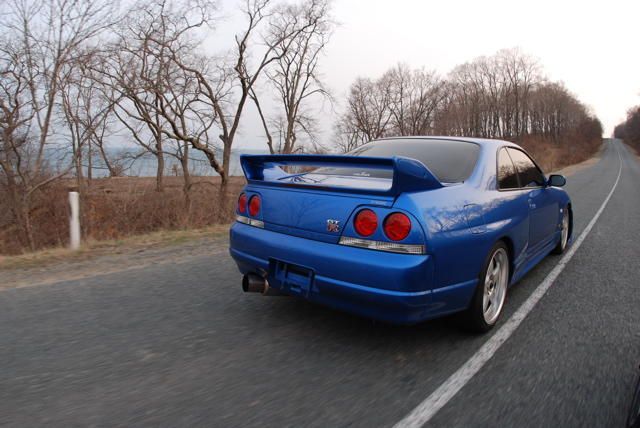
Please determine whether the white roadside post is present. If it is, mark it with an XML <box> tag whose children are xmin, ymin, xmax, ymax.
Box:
<box><xmin>69</xmin><ymin>191</ymin><xmax>81</xmax><ymax>250</ymax></box>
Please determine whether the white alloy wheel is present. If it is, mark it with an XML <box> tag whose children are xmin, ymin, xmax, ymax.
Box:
<box><xmin>482</xmin><ymin>247</ymin><xmax>509</xmax><ymax>325</ymax></box>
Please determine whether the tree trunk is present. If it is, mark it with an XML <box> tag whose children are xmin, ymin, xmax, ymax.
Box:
<box><xmin>5</xmin><ymin>175</ymin><xmax>30</xmax><ymax>252</ymax></box>
<box><xmin>87</xmin><ymin>141</ymin><xmax>93</xmax><ymax>182</ymax></box>
<box><xmin>217</xmin><ymin>141</ymin><xmax>232</xmax><ymax>221</ymax></box>
<box><xmin>217</xmin><ymin>172</ymin><xmax>228</xmax><ymax>221</ymax></box>
<box><xmin>97</xmin><ymin>143</ymin><xmax>117</xmax><ymax>177</ymax></box>
<box><xmin>72</xmin><ymin>137</ymin><xmax>85</xmax><ymax>194</ymax></box>
<box><xmin>284</xmin><ymin>119</ymin><xmax>296</xmax><ymax>153</ymax></box>
<box><xmin>155</xmin><ymin>137</ymin><xmax>164</xmax><ymax>192</ymax></box>
<box><xmin>20</xmin><ymin>196</ymin><xmax>35</xmax><ymax>252</ymax></box>
<box><xmin>180</xmin><ymin>142</ymin><xmax>192</xmax><ymax>214</ymax></box>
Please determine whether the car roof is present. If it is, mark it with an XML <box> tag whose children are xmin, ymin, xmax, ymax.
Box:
<box><xmin>372</xmin><ymin>136</ymin><xmax>521</xmax><ymax>149</ymax></box>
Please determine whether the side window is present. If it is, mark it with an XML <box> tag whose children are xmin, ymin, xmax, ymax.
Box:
<box><xmin>507</xmin><ymin>148</ymin><xmax>545</xmax><ymax>188</ymax></box>
<box><xmin>497</xmin><ymin>148</ymin><xmax>519</xmax><ymax>189</ymax></box>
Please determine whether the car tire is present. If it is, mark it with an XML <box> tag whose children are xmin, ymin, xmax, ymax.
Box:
<box><xmin>552</xmin><ymin>205</ymin><xmax>570</xmax><ymax>255</ymax></box>
<box><xmin>463</xmin><ymin>241</ymin><xmax>510</xmax><ymax>333</ymax></box>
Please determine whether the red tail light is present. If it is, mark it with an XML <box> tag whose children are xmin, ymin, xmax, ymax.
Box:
<box><xmin>238</xmin><ymin>193</ymin><xmax>247</xmax><ymax>214</ymax></box>
<box><xmin>384</xmin><ymin>212</ymin><xmax>411</xmax><ymax>241</ymax></box>
<box><xmin>354</xmin><ymin>209</ymin><xmax>378</xmax><ymax>237</ymax></box>
<box><xmin>249</xmin><ymin>195</ymin><xmax>261</xmax><ymax>217</ymax></box>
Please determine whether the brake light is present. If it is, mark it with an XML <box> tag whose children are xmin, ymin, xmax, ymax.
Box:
<box><xmin>249</xmin><ymin>195</ymin><xmax>261</xmax><ymax>217</ymax></box>
<box><xmin>238</xmin><ymin>193</ymin><xmax>247</xmax><ymax>214</ymax></box>
<box><xmin>354</xmin><ymin>209</ymin><xmax>378</xmax><ymax>237</ymax></box>
<box><xmin>384</xmin><ymin>212</ymin><xmax>411</xmax><ymax>241</ymax></box>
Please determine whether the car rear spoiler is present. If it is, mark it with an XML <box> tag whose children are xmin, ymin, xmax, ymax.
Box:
<box><xmin>240</xmin><ymin>154</ymin><xmax>443</xmax><ymax>196</ymax></box>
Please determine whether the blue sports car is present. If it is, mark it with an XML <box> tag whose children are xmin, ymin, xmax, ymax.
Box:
<box><xmin>229</xmin><ymin>137</ymin><xmax>571</xmax><ymax>331</ymax></box>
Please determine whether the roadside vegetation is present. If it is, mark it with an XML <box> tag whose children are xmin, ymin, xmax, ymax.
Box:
<box><xmin>335</xmin><ymin>50</ymin><xmax>603</xmax><ymax>171</ymax></box>
<box><xmin>1</xmin><ymin>0</ymin><xmax>602</xmax><ymax>255</ymax></box>
<box><xmin>614</xmin><ymin>106</ymin><xmax>640</xmax><ymax>151</ymax></box>
<box><xmin>0</xmin><ymin>176</ymin><xmax>244</xmax><ymax>255</ymax></box>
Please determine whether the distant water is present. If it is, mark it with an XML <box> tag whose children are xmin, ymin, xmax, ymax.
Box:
<box><xmin>48</xmin><ymin>147</ymin><xmax>269</xmax><ymax>178</ymax></box>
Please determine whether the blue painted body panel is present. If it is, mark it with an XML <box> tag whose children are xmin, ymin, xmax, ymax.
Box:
<box><xmin>229</xmin><ymin>137</ymin><xmax>572</xmax><ymax>324</ymax></box>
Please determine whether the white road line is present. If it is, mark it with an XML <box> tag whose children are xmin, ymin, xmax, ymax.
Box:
<box><xmin>393</xmin><ymin>143</ymin><xmax>623</xmax><ymax>428</ymax></box>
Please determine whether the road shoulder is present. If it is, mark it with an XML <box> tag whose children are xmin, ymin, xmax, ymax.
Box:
<box><xmin>0</xmin><ymin>227</ymin><xmax>230</xmax><ymax>290</ymax></box>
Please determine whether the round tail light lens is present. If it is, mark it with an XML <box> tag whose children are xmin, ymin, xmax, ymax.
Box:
<box><xmin>238</xmin><ymin>193</ymin><xmax>247</xmax><ymax>214</ymax></box>
<box><xmin>354</xmin><ymin>209</ymin><xmax>378</xmax><ymax>237</ymax></box>
<box><xmin>249</xmin><ymin>195</ymin><xmax>261</xmax><ymax>217</ymax></box>
<box><xmin>384</xmin><ymin>212</ymin><xmax>411</xmax><ymax>241</ymax></box>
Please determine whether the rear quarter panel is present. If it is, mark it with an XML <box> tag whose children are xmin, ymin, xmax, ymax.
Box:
<box><xmin>395</xmin><ymin>143</ymin><xmax>530</xmax><ymax>307</ymax></box>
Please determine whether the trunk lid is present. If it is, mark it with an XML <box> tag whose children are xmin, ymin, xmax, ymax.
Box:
<box><xmin>240</xmin><ymin>154</ymin><xmax>442</xmax><ymax>243</ymax></box>
<box><xmin>252</xmin><ymin>183</ymin><xmax>394</xmax><ymax>244</ymax></box>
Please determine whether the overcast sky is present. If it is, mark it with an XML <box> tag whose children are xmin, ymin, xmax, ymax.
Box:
<box><xmin>216</xmin><ymin>0</ymin><xmax>640</xmax><ymax>149</ymax></box>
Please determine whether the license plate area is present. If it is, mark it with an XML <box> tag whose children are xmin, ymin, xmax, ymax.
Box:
<box><xmin>270</xmin><ymin>259</ymin><xmax>314</xmax><ymax>297</ymax></box>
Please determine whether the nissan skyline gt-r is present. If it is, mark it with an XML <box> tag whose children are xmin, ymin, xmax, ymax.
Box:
<box><xmin>229</xmin><ymin>137</ymin><xmax>572</xmax><ymax>331</ymax></box>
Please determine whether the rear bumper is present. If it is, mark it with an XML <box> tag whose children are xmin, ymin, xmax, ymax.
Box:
<box><xmin>230</xmin><ymin>222</ymin><xmax>450</xmax><ymax>324</ymax></box>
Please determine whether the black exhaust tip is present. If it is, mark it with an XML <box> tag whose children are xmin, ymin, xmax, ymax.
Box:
<box><xmin>242</xmin><ymin>273</ymin><xmax>266</xmax><ymax>293</ymax></box>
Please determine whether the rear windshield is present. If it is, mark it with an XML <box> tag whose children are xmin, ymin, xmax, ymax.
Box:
<box><xmin>315</xmin><ymin>139</ymin><xmax>480</xmax><ymax>183</ymax></box>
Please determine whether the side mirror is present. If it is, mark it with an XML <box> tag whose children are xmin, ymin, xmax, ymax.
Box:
<box><xmin>547</xmin><ymin>174</ymin><xmax>566</xmax><ymax>187</ymax></box>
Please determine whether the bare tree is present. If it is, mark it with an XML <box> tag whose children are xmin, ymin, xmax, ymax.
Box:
<box><xmin>0</xmin><ymin>0</ymin><xmax>117</xmax><ymax>250</ymax></box>
<box><xmin>336</xmin><ymin>49</ymin><xmax>601</xmax><ymax>162</ymax></box>
<box><xmin>343</xmin><ymin>77</ymin><xmax>393</xmax><ymax>142</ymax></box>
<box><xmin>143</xmin><ymin>0</ymin><xmax>331</xmax><ymax>210</ymax></box>
<box><xmin>615</xmin><ymin>105</ymin><xmax>640</xmax><ymax>148</ymax></box>
<box><xmin>154</xmin><ymin>53</ymin><xmax>219</xmax><ymax>211</ymax></box>
<box><xmin>252</xmin><ymin>0</ymin><xmax>333</xmax><ymax>154</ymax></box>
<box><xmin>93</xmin><ymin>0</ymin><xmax>332</xmax><ymax>211</ymax></box>
<box><xmin>92</xmin><ymin>0</ymin><xmax>218</xmax><ymax>196</ymax></box>
<box><xmin>88</xmin><ymin>81</ymin><xmax>123</xmax><ymax>178</ymax></box>
<box><xmin>99</xmin><ymin>0</ymin><xmax>216</xmax><ymax>207</ymax></box>
<box><xmin>60</xmin><ymin>57</ymin><xmax>117</xmax><ymax>189</ymax></box>
<box><xmin>334</xmin><ymin>64</ymin><xmax>444</xmax><ymax>152</ymax></box>
<box><xmin>97</xmin><ymin>1</ymin><xmax>175</xmax><ymax>191</ymax></box>
<box><xmin>384</xmin><ymin>64</ymin><xmax>445</xmax><ymax>136</ymax></box>
<box><xmin>436</xmin><ymin>50</ymin><xmax>543</xmax><ymax>140</ymax></box>
<box><xmin>497</xmin><ymin>48</ymin><xmax>541</xmax><ymax>138</ymax></box>
<box><xmin>333</xmin><ymin>114</ymin><xmax>368</xmax><ymax>153</ymax></box>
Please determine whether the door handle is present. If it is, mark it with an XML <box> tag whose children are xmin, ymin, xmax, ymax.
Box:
<box><xmin>528</xmin><ymin>199</ymin><xmax>536</xmax><ymax>209</ymax></box>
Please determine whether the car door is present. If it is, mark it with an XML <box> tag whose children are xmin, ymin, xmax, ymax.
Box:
<box><xmin>495</xmin><ymin>148</ymin><xmax>529</xmax><ymax>268</ymax></box>
<box><xmin>507</xmin><ymin>148</ymin><xmax>558</xmax><ymax>252</ymax></box>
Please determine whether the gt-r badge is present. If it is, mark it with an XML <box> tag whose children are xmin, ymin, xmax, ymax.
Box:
<box><xmin>326</xmin><ymin>219</ymin><xmax>340</xmax><ymax>233</ymax></box>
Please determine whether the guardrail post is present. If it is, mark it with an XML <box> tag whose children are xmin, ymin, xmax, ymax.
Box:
<box><xmin>69</xmin><ymin>191</ymin><xmax>80</xmax><ymax>250</ymax></box>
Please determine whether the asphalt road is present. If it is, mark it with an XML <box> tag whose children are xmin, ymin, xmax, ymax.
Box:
<box><xmin>1</xmin><ymin>139</ymin><xmax>638</xmax><ymax>427</ymax></box>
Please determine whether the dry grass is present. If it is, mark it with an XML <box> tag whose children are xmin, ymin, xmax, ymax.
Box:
<box><xmin>519</xmin><ymin>135</ymin><xmax>602</xmax><ymax>172</ymax></box>
<box><xmin>0</xmin><ymin>176</ymin><xmax>245</xmax><ymax>255</ymax></box>
<box><xmin>0</xmin><ymin>224</ymin><xmax>230</xmax><ymax>270</ymax></box>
